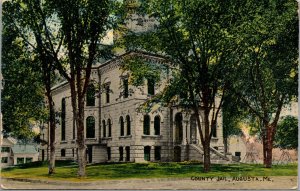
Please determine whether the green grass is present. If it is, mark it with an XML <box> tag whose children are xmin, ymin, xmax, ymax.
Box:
<box><xmin>1</xmin><ymin>162</ymin><xmax>297</xmax><ymax>182</ymax></box>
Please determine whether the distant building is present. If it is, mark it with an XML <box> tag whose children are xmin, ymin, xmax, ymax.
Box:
<box><xmin>227</xmin><ymin>101</ymin><xmax>298</xmax><ymax>164</ymax></box>
<box><xmin>1</xmin><ymin>138</ymin><xmax>39</xmax><ymax>168</ymax></box>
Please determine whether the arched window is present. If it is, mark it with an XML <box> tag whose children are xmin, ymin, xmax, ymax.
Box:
<box><xmin>61</xmin><ymin>98</ymin><xmax>66</xmax><ymax>141</ymax></box>
<box><xmin>143</xmin><ymin>115</ymin><xmax>150</xmax><ymax>135</ymax></box>
<box><xmin>154</xmin><ymin>115</ymin><xmax>160</xmax><ymax>135</ymax></box>
<box><xmin>144</xmin><ymin>146</ymin><xmax>151</xmax><ymax>161</ymax></box>
<box><xmin>108</xmin><ymin>119</ymin><xmax>112</xmax><ymax>137</ymax></box>
<box><xmin>120</xmin><ymin>116</ymin><xmax>124</xmax><ymax>136</ymax></box>
<box><xmin>102</xmin><ymin>120</ymin><xmax>106</xmax><ymax>137</ymax></box>
<box><xmin>126</xmin><ymin>115</ymin><xmax>131</xmax><ymax>135</ymax></box>
<box><xmin>86</xmin><ymin>84</ymin><xmax>95</xmax><ymax>106</ymax></box>
<box><xmin>86</xmin><ymin>116</ymin><xmax>95</xmax><ymax>138</ymax></box>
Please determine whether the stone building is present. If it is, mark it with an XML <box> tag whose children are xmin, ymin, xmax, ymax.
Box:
<box><xmin>39</xmin><ymin>51</ymin><xmax>228</xmax><ymax>164</ymax></box>
<box><xmin>39</xmin><ymin>0</ymin><xmax>229</xmax><ymax>164</ymax></box>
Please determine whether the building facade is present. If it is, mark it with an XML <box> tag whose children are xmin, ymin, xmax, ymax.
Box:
<box><xmin>39</xmin><ymin>51</ymin><xmax>229</xmax><ymax>164</ymax></box>
<box><xmin>1</xmin><ymin>138</ymin><xmax>39</xmax><ymax>168</ymax></box>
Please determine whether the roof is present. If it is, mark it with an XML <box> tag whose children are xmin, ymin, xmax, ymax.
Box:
<box><xmin>1</xmin><ymin>137</ymin><xmax>17</xmax><ymax>146</ymax></box>
<box><xmin>11</xmin><ymin>144</ymin><xmax>38</xmax><ymax>154</ymax></box>
<box><xmin>51</xmin><ymin>50</ymin><xmax>171</xmax><ymax>91</ymax></box>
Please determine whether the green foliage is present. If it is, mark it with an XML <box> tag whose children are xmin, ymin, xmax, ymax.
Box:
<box><xmin>231</xmin><ymin>0</ymin><xmax>298</xmax><ymax>121</ymax></box>
<box><xmin>274</xmin><ymin>115</ymin><xmax>298</xmax><ymax>150</ymax></box>
<box><xmin>121</xmin><ymin>56</ymin><xmax>167</xmax><ymax>87</ymax></box>
<box><xmin>2</xmin><ymin>5</ymin><xmax>48</xmax><ymax>139</ymax></box>
<box><xmin>122</xmin><ymin>0</ymin><xmax>244</xmax><ymax>114</ymax></box>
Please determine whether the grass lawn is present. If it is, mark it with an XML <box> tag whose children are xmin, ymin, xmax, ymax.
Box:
<box><xmin>1</xmin><ymin>161</ymin><xmax>297</xmax><ymax>182</ymax></box>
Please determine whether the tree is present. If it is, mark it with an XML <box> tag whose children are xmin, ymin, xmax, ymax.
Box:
<box><xmin>2</xmin><ymin>21</ymin><xmax>47</xmax><ymax>140</ymax></box>
<box><xmin>231</xmin><ymin>0</ymin><xmax>298</xmax><ymax>168</ymax></box>
<box><xmin>122</xmin><ymin>0</ymin><xmax>246</xmax><ymax>172</ymax></box>
<box><xmin>3</xmin><ymin>0</ymin><xmax>60</xmax><ymax>174</ymax></box>
<box><xmin>274</xmin><ymin>115</ymin><xmax>298</xmax><ymax>150</ymax></box>
<box><xmin>5</xmin><ymin>0</ymin><xmax>119</xmax><ymax>177</ymax></box>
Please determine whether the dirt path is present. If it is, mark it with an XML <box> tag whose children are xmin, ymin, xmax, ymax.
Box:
<box><xmin>1</xmin><ymin>176</ymin><xmax>298</xmax><ymax>190</ymax></box>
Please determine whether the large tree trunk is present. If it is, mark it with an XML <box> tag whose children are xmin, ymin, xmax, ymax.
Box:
<box><xmin>203</xmin><ymin>108</ymin><xmax>211</xmax><ymax>172</ymax></box>
<box><xmin>46</xmin><ymin>86</ymin><xmax>56</xmax><ymax>175</ymax></box>
<box><xmin>77</xmin><ymin>93</ymin><xmax>86</xmax><ymax>177</ymax></box>
<box><xmin>262</xmin><ymin>123</ymin><xmax>275</xmax><ymax>168</ymax></box>
<box><xmin>203</xmin><ymin>140</ymin><xmax>211</xmax><ymax>172</ymax></box>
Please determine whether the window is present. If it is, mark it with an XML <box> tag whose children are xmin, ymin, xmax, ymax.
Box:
<box><xmin>120</xmin><ymin>116</ymin><xmax>124</xmax><ymax>136</ymax></box>
<box><xmin>175</xmin><ymin>113</ymin><xmax>183</xmax><ymax>143</ymax></box>
<box><xmin>126</xmin><ymin>115</ymin><xmax>131</xmax><ymax>135</ymax></box>
<box><xmin>119</xmin><ymin>147</ymin><xmax>123</xmax><ymax>161</ymax></box>
<box><xmin>102</xmin><ymin>120</ymin><xmax>106</xmax><ymax>137</ymax></box>
<box><xmin>25</xmin><ymin>158</ymin><xmax>33</xmax><ymax>163</ymax></box>
<box><xmin>235</xmin><ymin>152</ymin><xmax>241</xmax><ymax>157</ymax></box>
<box><xmin>1</xmin><ymin>147</ymin><xmax>10</xmax><ymax>153</ymax></box>
<box><xmin>107</xmin><ymin>147</ymin><xmax>111</xmax><ymax>161</ymax></box>
<box><xmin>154</xmin><ymin>115</ymin><xmax>160</xmax><ymax>135</ymax></box>
<box><xmin>1</xmin><ymin>157</ymin><xmax>8</xmax><ymax>163</ymax></box>
<box><xmin>72</xmin><ymin>149</ymin><xmax>75</xmax><ymax>157</ymax></box>
<box><xmin>147</xmin><ymin>78</ymin><xmax>155</xmax><ymax>95</ymax></box>
<box><xmin>155</xmin><ymin>146</ymin><xmax>161</xmax><ymax>161</ymax></box>
<box><xmin>212</xmin><ymin>124</ymin><xmax>217</xmax><ymax>137</ymax></box>
<box><xmin>42</xmin><ymin>150</ymin><xmax>45</xmax><ymax>161</ymax></box>
<box><xmin>143</xmin><ymin>115</ymin><xmax>150</xmax><ymax>135</ymax></box>
<box><xmin>125</xmin><ymin>146</ymin><xmax>130</xmax><ymax>162</ymax></box>
<box><xmin>17</xmin><ymin>158</ymin><xmax>24</xmax><ymax>164</ymax></box>
<box><xmin>86</xmin><ymin>84</ymin><xmax>95</xmax><ymax>106</ymax></box>
<box><xmin>73</xmin><ymin>120</ymin><xmax>76</xmax><ymax>139</ymax></box>
<box><xmin>144</xmin><ymin>146</ymin><xmax>151</xmax><ymax>161</ymax></box>
<box><xmin>86</xmin><ymin>116</ymin><xmax>95</xmax><ymax>138</ymax></box>
<box><xmin>105</xmin><ymin>85</ymin><xmax>110</xmax><ymax>103</ymax></box>
<box><xmin>190</xmin><ymin>115</ymin><xmax>197</xmax><ymax>144</ymax></box>
<box><xmin>123</xmin><ymin>78</ymin><xmax>129</xmax><ymax>98</ymax></box>
<box><xmin>61</xmin><ymin>98</ymin><xmax>66</xmax><ymax>141</ymax></box>
<box><xmin>108</xmin><ymin>119</ymin><xmax>112</xmax><ymax>137</ymax></box>
<box><xmin>61</xmin><ymin>149</ymin><xmax>66</xmax><ymax>157</ymax></box>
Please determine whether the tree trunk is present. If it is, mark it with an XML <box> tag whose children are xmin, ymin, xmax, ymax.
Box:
<box><xmin>265</xmin><ymin>124</ymin><xmax>274</xmax><ymax>168</ymax></box>
<box><xmin>46</xmin><ymin>87</ymin><xmax>56</xmax><ymax>175</ymax></box>
<box><xmin>77</xmin><ymin>95</ymin><xmax>86</xmax><ymax>177</ymax></box>
<box><xmin>262</xmin><ymin>123</ymin><xmax>274</xmax><ymax>168</ymax></box>
<box><xmin>262</xmin><ymin>135</ymin><xmax>267</xmax><ymax>165</ymax></box>
<box><xmin>203</xmin><ymin>108</ymin><xmax>211</xmax><ymax>172</ymax></box>
<box><xmin>203</xmin><ymin>140</ymin><xmax>211</xmax><ymax>172</ymax></box>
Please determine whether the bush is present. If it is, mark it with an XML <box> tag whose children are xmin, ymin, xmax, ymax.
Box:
<box><xmin>17</xmin><ymin>161</ymin><xmax>47</xmax><ymax>169</ymax></box>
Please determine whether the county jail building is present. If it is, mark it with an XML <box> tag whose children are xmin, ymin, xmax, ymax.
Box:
<box><xmin>38</xmin><ymin>51</ymin><xmax>231</xmax><ymax>164</ymax></box>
